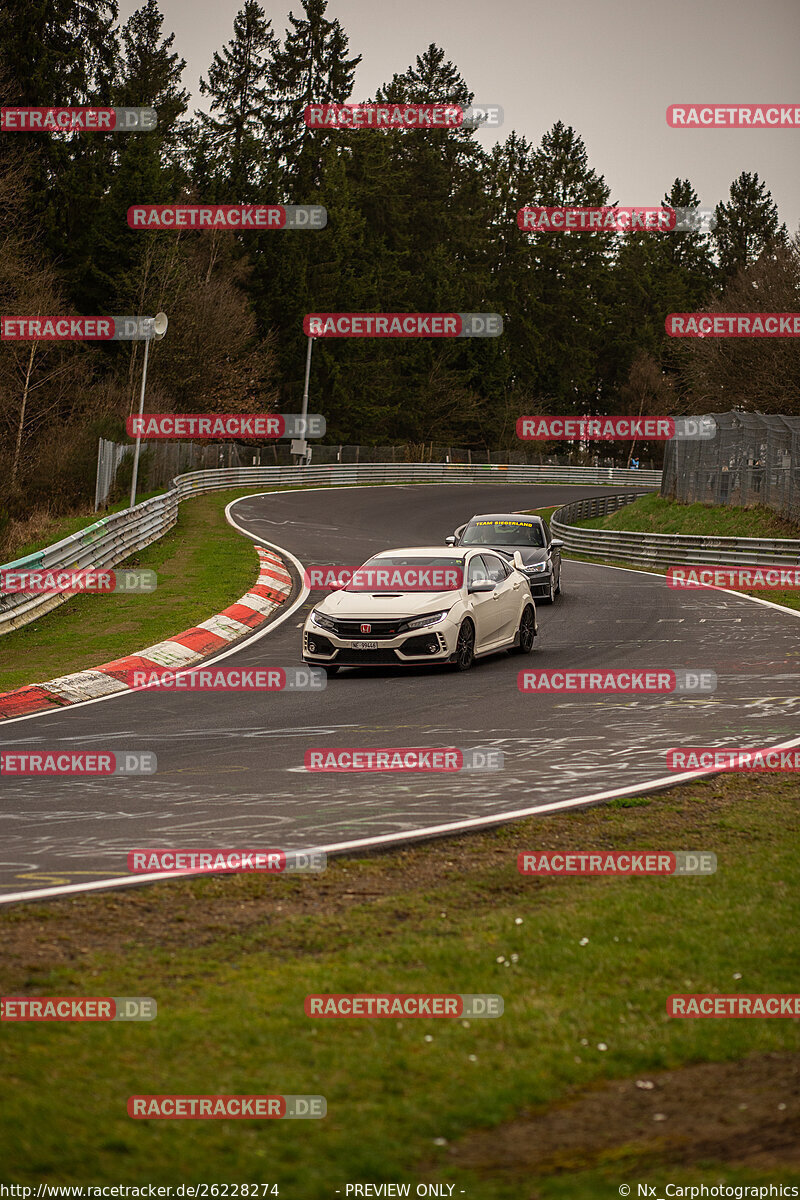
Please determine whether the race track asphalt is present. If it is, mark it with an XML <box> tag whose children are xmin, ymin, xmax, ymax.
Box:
<box><xmin>2</xmin><ymin>482</ymin><xmax>798</xmax><ymax>901</ymax></box>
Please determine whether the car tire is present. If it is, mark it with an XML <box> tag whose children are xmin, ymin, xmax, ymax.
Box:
<box><xmin>542</xmin><ymin>575</ymin><xmax>556</xmax><ymax>604</ymax></box>
<box><xmin>512</xmin><ymin>605</ymin><xmax>537</xmax><ymax>654</ymax></box>
<box><xmin>453</xmin><ymin>619</ymin><xmax>476</xmax><ymax>671</ymax></box>
<box><xmin>555</xmin><ymin>568</ymin><xmax>562</xmax><ymax>596</ymax></box>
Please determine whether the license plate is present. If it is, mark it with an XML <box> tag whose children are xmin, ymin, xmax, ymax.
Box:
<box><xmin>351</xmin><ymin>640</ymin><xmax>379</xmax><ymax>650</ymax></box>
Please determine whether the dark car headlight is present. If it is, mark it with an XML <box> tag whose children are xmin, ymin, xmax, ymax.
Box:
<box><xmin>403</xmin><ymin>610</ymin><xmax>449</xmax><ymax>631</ymax></box>
<box><xmin>524</xmin><ymin>563</ymin><xmax>549</xmax><ymax>575</ymax></box>
<box><xmin>310</xmin><ymin>608</ymin><xmax>337</xmax><ymax>632</ymax></box>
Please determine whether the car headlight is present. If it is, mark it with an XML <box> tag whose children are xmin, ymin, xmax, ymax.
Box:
<box><xmin>310</xmin><ymin>608</ymin><xmax>337</xmax><ymax>632</ymax></box>
<box><xmin>524</xmin><ymin>563</ymin><xmax>548</xmax><ymax>574</ymax></box>
<box><xmin>405</xmin><ymin>611</ymin><xmax>449</xmax><ymax>630</ymax></box>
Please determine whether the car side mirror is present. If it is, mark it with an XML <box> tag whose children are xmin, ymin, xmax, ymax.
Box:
<box><xmin>550</xmin><ymin>539</ymin><xmax>564</xmax><ymax>549</ymax></box>
<box><xmin>512</xmin><ymin>551</ymin><xmax>524</xmax><ymax>569</ymax></box>
<box><xmin>468</xmin><ymin>580</ymin><xmax>496</xmax><ymax>594</ymax></box>
<box><xmin>445</xmin><ymin>535</ymin><xmax>456</xmax><ymax>546</ymax></box>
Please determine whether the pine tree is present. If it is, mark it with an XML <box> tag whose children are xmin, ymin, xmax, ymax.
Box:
<box><xmin>338</xmin><ymin>45</ymin><xmax>496</xmax><ymax>443</ymax></box>
<box><xmin>90</xmin><ymin>0</ymin><xmax>190</xmax><ymax>315</ymax></box>
<box><xmin>0</xmin><ymin>0</ymin><xmax>120</xmax><ymax>308</ymax></box>
<box><xmin>523</xmin><ymin>122</ymin><xmax>613</xmax><ymax>413</ymax></box>
<box><xmin>116</xmin><ymin>0</ymin><xmax>190</xmax><ymax>174</ymax></box>
<box><xmin>483</xmin><ymin>132</ymin><xmax>547</xmax><ymax>441</ymax></box>
<box><xmin>269</xmin><ymin>0</ymin><xmax>360</xmax><ymax>195</ymax></box>
<box><xmin>196</xmin><ymin>0</ymin><xmax>277</xmax><ymax>201</ymax></box>
<box><xmin>605</xmin><ymin>178</ymin><xmax>716</xmax><ymax>398</ymax></box>
<box><xmin>713</xmin><ymin>171</ymin><xmax>787</xmax><ymax>283</ymax></box>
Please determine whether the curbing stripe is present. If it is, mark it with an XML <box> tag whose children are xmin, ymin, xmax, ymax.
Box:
<box><xmin>248</xmin><ymin>583</ymin><xmax>291</xmax><ymax>603</ymax></box>
<box><xmin>95</xmin><ymin>654</ymin><xmax>172</xmax><ymax>682</ymax></box>
<box><xmin>0</xmin><ymin>684</ymin><xmax>68</xmax><ymax>719</ymax></box>
<box><xmin>167</xmin><ymin>626</ymin><xmax>229</xmax><ymax>654</ymax></box>
<box><xmin>123</xmin><ymin>639</ymin><xmax>200</xmax><ymax>669</ymax></box>
<box><xmin>196</xmin><ymin>613</ymin><xmax>252</xmax><ymax>641</ymax></box>
<box><xmin>221</xmin><ymin>603</ymin><xmax>268</xmax><ymax>628</ymax></box>
<box><xmin>236</xmin><ymin>591</ymin><xmax>283</xmax><ymax>615</ymax></box>
<box><xmin>40</xmin><ymin>670</ymin><xmax>129</xmax><ymax>703</ymax></box>
<box><xmin>0</xmin><ymin>545</ymin><xmax>290</xmax><ymax>722</ymax></box>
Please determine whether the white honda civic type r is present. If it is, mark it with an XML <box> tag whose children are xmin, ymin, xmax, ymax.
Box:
<box><xmin>302</xmin><ymin>546</ymin><xmax>538</xmax><ymax>674</ymax></box>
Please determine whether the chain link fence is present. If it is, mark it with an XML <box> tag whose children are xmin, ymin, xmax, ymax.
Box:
<box><xmin>662</xmin><ymin>412</ymin><xmax>800</xmax><ymax>522</ymax></box>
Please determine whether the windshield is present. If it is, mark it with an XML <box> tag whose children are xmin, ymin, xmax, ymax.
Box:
<box><xmin>346</xmin><ymin>556</ymin><xmax>464</xmax><ymax>592</ymax></box>
<box><xmin>461</xmin><ymin>520</ymin><xmax>544</xmax><ymax>547</ymax></box>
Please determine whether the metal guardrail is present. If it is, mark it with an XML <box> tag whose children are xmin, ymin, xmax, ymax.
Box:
<box><xmin>0</xmin><ymin>492</ymin><xmax>179</xmax><ymax>634</ymax></box>
<box><xmin>551</xmin><ymin>492</ymin><xmax>800</xmax><ymax>567</ymax></box>
<box><xmin>0</xmin><ymin>463</ymin><xmax>659</xmax><ymax>636</ymax></box>
<box><xmin>172</xmin><ymin>462</ymin><xmax>663</xmax><ymax>496</ymax></box>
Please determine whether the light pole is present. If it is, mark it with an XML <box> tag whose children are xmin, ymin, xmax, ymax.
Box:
<box><xmin>292</xmin><ymin>334</ymin><xmax>314</xmax><ymax>466</ymax></box>
<box><xmin>129</xmin><ymin>312</ymin><xmax>168</xmax><ymax>509</ymax></box>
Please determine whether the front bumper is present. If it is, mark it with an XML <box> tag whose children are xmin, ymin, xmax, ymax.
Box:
<box><xmin>303</xmin><ymin>621</ymin><xmax>455</xmax><ymax>667</ymax></box>
<box><xmin>522</xmin><ymin>570</ymin><xmax>553</xmax><ymax>598</ymax></box>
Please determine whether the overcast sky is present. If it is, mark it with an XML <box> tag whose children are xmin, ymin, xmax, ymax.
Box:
<box><xmin>118</xmin><ymin>0</ymin><xmax>800</xmax><ymax>233</ymax></box>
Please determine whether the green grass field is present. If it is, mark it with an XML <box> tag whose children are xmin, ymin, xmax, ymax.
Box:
<box><xmin>0</xmin><ymin>489</ymin><xmax>277</xmax><ymax>694</ymax></box>
<box><xmin>574</xmin><ymin>492</ymin><xmax>800</xmax><ymax>539</ymax></box>
<box><xmin>1</xmin><ymin>771</ymin><xmax>798</xmax><ymax>1196</ymax></box>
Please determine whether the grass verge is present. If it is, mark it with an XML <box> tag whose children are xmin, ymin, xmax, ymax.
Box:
<box><xmin>527</xmin><ymin>498</ymin><xmax>800</xmax><ymax>614</ymax></box>
<box><xmin>0</xmin><ymin>488</ymin><xmax>283</xmax><ymax>694</ymax></box>
<box><xmin>573</xmin><ymin>493</ymin><xmax>800</xmax><ymax>539</ymax></box>
<box><xmin>0</xmin><ymin>771</ymin><xmax>798</xmax><ymax>1195</ymax></box>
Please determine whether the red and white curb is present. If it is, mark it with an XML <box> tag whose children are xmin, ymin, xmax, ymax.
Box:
<box><xmin>0</xmin><ymin>547</ymin><xmax>292</xmax><ymax>721</ymax></box>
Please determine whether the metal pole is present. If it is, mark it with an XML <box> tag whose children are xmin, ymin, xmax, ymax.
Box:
<box><xmin>293</xmin><ymin>334</ymin><xmax>314</xmax><ymax>466</ymax></box>
<box><xmin>129</xmin><ymin>335</ymin><xmax>151</xmax><ymax>510</ymax></box>
<box><xmin>94</xmin><ymin>438</ymin><xmax>104</xmax><ymax>512</ymax></box>
<box><xmin>301</xmin><ymin>334</ymin><xmax>313</xmax><ymax>425</ymax></box>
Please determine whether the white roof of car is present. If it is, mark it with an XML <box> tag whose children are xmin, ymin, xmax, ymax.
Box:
<box><xmin>370</xmin><ymin>546</ymin><xmax>477</xmax><ymax>558</ymax></box>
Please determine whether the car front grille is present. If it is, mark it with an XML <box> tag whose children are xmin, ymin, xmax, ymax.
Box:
<box><xmin>329</xmin><ymin>618</ymin><xmax>405</xmax><ymax>640</ymax></box>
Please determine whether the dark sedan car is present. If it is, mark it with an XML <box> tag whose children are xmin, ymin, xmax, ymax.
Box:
<box><xmin>446</xmin><ymin>513</ymin><xmax>563</xmax><ymax>603</ymax></box>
